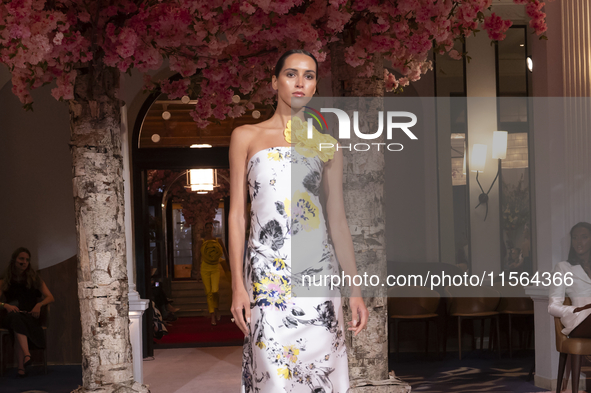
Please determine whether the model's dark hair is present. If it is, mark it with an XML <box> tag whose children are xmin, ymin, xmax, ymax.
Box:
<box><xmin>567</xmin><ymin>222</ymin><xmax>591</xmax><ymax>265</ymax></box>
<box><xmin>1</xmin><ymin>247</ymin><xmax>41</xmax><ymax>292</ymax></box>
<box><xmin>274</xmin><ymin>49</ymin><xmax>319</xmax><ymax>78</ymax></box>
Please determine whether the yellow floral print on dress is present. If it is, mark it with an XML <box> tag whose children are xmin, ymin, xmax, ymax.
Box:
<box><xmin>283</xmin><ymin>345</ymin><xmax>300</xmax><ymax>363</ymax></box>
<box><xmin>268</xmin><ymin>150</ymin><xmax>283</xmax><ymax>161</ymax></box>
<box><xmin>284</xmin><ymin>117</ymin><xmax>337</xmax><ymax>162</ymax></box>
<box><xmin>253</xmin><ymin>273</ymin><xmax>291</xmax><ymax>310</ymax></box>
<box><xmin>277</xmin><ymin>366</ymin><xmax>292</xmax><ymax>379</ymax></box>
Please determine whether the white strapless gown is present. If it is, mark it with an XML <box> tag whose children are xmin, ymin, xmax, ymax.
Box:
<box><xmin>241</xmin><ymin>146</ymin><xmax>350</xmax><ymax>393</ymax></box>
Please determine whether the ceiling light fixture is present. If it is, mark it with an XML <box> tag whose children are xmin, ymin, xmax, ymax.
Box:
<box><xmin>161</xmin><ymin>103</ymin><xmax>171</xmax><ymax>120</ymax></box>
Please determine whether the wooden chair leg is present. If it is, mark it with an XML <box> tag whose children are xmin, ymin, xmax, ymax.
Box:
<box><xmin>458</xmin><ymin>316</ymin><xmax>462</xmax><ymax>360</ymax></box>
<box><xmin>471</xmin><ymin>319</ymin><xmax>476</xmax><ymax>352</ymax></box>
<box><xmin>508</xmin><ymin>314</ymin><xmax>513</xmax><ymax>358</ymax></box>
<box><xmin>442</xmin><ymin>316</ymin><xmax>447</xmax><ymax>358</ymax></box>
<box><xmin>424</xmin><ymin>320</ymin><xmax>429</xmax><ymax>358</ymax></box>
<box><xmin>571</xmin><ymin>354</ymin><xmax>581</xmax><ymax>393</ymax></box>
<box><xmin>488</xmin><ymin>318</ymin><xmax>494</xmax><ymax>351</ymax></box>
<box><xmin>563</xmin><ymin>355</ymin><xmax>571</xmax><ymax>392</ymax></box>
<box><xmin>480</xmin><ymin>318</ymin><xmax>485</xmax><ymax>350</ymax></box>
<box><xmin>495</xmin><ymin>315</ymin><xmax>501</xmax><ymax>359</ymax></box>
<box><xmin>556</xmin><ymin>352</ymin><xmax>567</xmax><ymax>393</ymax></box>
<box><xmin>433</xmin><ymin>320</ymin><xmax>440</xmax><ymax>360</ymax></box>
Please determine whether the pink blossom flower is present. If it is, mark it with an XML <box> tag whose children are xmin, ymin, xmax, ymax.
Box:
<box><xmin>484</xmin><ymin>13</ymin><xmax>513</xmax><ymax>41</ymax></box>
<box><xmin>240</xmin><ymin>2</ymin><xmax>256</xmax><ymax>15</ymax></box>
<box><xmin>52</xmin><ymin>32</ymin><xmax>63</xmax><ymax>45</ymax></box>
<box><xmin>0</xmin><ymin>0</ymin><xmax>550</xmax><ymax>112</ymax></box>
<box><xmin>160</xmin><ymin>79</ymin><xmax>190</xmax><ymax>100</ymax></box>
<box><xmin>448</xmin><ymin>49</ymin><xmax>462</xmax><ymax>60</ymax></box>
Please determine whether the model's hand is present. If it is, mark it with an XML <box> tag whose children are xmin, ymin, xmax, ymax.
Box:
<box><xmin>348</xmin><ymin>297</ymin><xmax>368</xmax><ymax>337</ymax></box>
<box><xmin>4</xmin><ymin>304</ymin><xmax>19</xmax><ymax>313</ymax></box>
<box><xmin>30</xmin><ymin>304</ymin><xmax>42</xmax><ymax>318</ymax></box>
<box><xmin>231</xmin><ymin>286</ymin><xmax>251</xmax><ymax>335</ymax></box>
<box><xmin>573</xmin><ymin>303</ymin><xmax>591</xmax><ymax>313</ymax></box>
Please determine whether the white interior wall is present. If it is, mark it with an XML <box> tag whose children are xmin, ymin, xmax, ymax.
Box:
<box><xmin>0</xmin><ymin>81</ymin><xmax>76</xmax><ymax>271</ymax></box>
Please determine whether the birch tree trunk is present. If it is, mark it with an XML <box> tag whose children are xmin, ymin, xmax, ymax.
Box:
<box><xmin>330</xmin><ymin>36</ymin><xmax>391</xmax><ymax>385</ymax></box>
<box><xmin>69</xmin><ymin>66</ymin><xmax>149</xmax><ymax>393</ymax></box>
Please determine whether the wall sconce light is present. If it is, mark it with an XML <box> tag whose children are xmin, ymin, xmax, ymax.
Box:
<box><xmin>186</xmin><ymin>169</ymin><xmax>218</xmax><ymax>193</ymax></box>
<box><xmin>471</xmin><ymin>131</ymin><xmax>508</xmax><ymax>221</ymax></box>
<box><xmin>526</xmin><ymin>56</ymin><xmax>533</xmax><ymax>72</ymax></box>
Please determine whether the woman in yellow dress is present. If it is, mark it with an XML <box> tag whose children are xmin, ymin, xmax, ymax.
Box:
<box><xmin>196</xmin><ymin>221</ymin><xmax>229</xmax><ymax>325</ymax></box>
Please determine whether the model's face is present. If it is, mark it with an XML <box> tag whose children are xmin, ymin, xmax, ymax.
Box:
<box><xmin>272</xmin><ymin>53</ymin><xmax>317</xmax><ymax>109</ymax></box>
<box><xmin>571</xmin><ymin>227</ymin><xmax>591</xmax><ymax>258</ymax></box>
<box><xmin>204</xmin><ymin>224</ymin><xmax>213</xmax><ymax>235</ymax></box>
<box><xmin>15</xmin><ymin>252</ymin><xmax>30</xmax><ymax>273</ymax></box>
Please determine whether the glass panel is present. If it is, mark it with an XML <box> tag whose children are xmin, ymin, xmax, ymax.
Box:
<box><xmin>497</xmin><ymin>27</ymin><xmax>527</xmax><ymax>96</ymax></box>
<box><xmin>496</xmin><ymin>26</ymin><xmax>533</xmax><ymax>275</ymax></box>
<box><xmin>451</xmin><ymin>134</ymin><xmax>466</xmax><ymax>186</ymax></box>
<box><xmin>148</xmin><ymin>205</ymin><xmax>160</xmax><ymax>271</ymax></box>
<box><xmin>435</xmin><ymin>41</ymin><xmax>471</xmax><ymax>272</ymax></box>
<box><xmin>173</xmin><ymin>207</ymin><xmax>193</xmax><ymax>266</ymax></box>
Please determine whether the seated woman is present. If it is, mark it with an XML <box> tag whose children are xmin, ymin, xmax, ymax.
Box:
<box><xmin>548</xmin><ymin>222</ymin><xmax>591</xmax><ymax>338</ymax></box>
<box><xmin>0</xmin><ymin>247</ymin><xmax>55</xmax><ymax>377</ymax></box>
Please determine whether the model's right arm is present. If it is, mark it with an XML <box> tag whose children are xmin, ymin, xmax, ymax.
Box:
<box><xmin>228</xmin><ymin>125</ymin><xmax>252</xmax><ymax>335</ymax></box>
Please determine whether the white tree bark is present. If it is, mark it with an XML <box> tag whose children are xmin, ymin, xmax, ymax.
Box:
<box><xmin>69</xmin><ymin>67</ymin><xmax>149</xmax><ymax>393</ymax></box>
<box><xmin>330</xmin><ymin>37</ymin><xmax>390</xmax><ymax>384</ymax></box>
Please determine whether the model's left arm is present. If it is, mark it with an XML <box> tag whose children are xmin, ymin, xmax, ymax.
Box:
<box><xmin>322</xmin><ymin>146</ymin><xmax>368</xmax><ymax>336</ymax></box>
<box><xmin>31</xmin><ymin>279</ymin><xmax>55</xmax><ymax>318</ymax></box>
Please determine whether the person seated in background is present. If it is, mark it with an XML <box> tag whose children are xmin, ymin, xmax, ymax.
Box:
<box><xmin>548</xmin><ymin>222</ymin><xmax>591</xmax><ymax>338</ymax></box>
<box><xmin>150</xmin><ymin>269</ymin><xmax>179</xmax><ymax>322</ymax></box>
<box><xmin>0</xmin><ymin>247</ymin><xmax>55</xmax><ymax>377</ymax></box>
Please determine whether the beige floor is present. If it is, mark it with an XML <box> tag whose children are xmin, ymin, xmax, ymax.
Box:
<box><xmin>144</xmin><ymin>346</ymin><xmax>243</xmax><ymax>393</ymax></box>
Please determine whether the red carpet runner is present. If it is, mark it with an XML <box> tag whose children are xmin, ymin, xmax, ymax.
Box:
<box><xmin>155</xmin><ymin>315</ymin><xmax>245</xmax><ymax>345</ymax></box>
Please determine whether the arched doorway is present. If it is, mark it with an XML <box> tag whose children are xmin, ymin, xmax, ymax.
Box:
<box><xmin>131</xmin><ymin>81</ymin><xmax>272</xmax><ymax>355</ymax></box>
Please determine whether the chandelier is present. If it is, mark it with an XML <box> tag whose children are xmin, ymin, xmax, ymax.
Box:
<box><xmin>186</xmin><ymin>169</ymin><xmax>218</xmax><ymax>194</ymax></box>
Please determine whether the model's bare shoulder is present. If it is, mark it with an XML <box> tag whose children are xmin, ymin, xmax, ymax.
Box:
<box><xmin>231</xmin><ymin>124</ymin><xmax>268</xmax><ymax>160</ymax></box>
<box><xmin>230</xmin><ymin>125</ymin><xmax>256</xmax><ymax>157</ymax></box>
